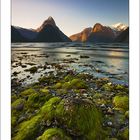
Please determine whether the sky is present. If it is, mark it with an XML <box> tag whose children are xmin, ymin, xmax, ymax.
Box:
<box><xmin>12</xmin><ymin>0</ymin><xmax>129</xmax><ymax>36</ymax></box>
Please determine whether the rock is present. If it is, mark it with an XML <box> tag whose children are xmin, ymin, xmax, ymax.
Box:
<box><xmin>12</xmin><ymin>98</ymin><xmax>25</xmax><ymax>111</ymax></box>
<box><xmin>37</xmin><ymin>128</ymin><xmax>71</xmax><ymax>140</ymax></box>
<box><xmin>25</xmin><ymin>66</ymin><xmax>38</xmax><ymax>73</ymax></box>
<box><xmin>113</xmin><ymin>96</ymin><xmax>129</xmax><ymax>112</ymax></box>
<box><xmin>80</xmin><ymin>55</ymin><xmax>90</xmax><ymax>58</ymax></box>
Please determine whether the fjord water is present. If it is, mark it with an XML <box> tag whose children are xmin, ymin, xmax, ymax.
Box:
<box><xmin>12</xmin><ymin>42</ymin><xmax>128</xmax><ymax>85</ymax></box>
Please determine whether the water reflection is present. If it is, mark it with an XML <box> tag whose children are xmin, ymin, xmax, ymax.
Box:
<box><xmin>12</xmin><ymin>43</ymin><xmax>129</xmax><ymax>85</ymax></box>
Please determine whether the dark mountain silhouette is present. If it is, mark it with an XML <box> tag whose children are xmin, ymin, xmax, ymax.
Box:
<box><xmin>11</xmin><ymin>16</ymin><xmax>71</xmax><ymax>43</ymax></box>
<box><xmin>14</xmin><ymin>27</ymin><xmax>38</xmax><ymax>40</ymax></box>
<box><xmin>70</xmin><ymin>27</ymin><xmax>92</xmax><ymax>42</ymax></box>
<box><xmin>87</xmin><ymin>23</ymin><xmax>115</xmax><ymax>43</ymax></box>
<box><xmin>11</xmin><ymin>26</ymin><xmax>29</xmax><ymax>42</ymax></box>
<box><xmin>35</xmin><ymin>16</ymin><xmax>71</xmax><ymax>42</ymax></box>
<box><xmin>114</xmin><ymin>27</ymin><xmax>129</xmax><ymax>43</ymax></box>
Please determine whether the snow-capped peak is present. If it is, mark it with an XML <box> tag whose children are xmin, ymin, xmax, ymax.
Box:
<box><xmin>111</xmin><ymin>23</ymin><xmax>128</xmax><ymax>31</ymax></box>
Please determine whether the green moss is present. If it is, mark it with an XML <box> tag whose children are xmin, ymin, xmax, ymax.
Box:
<box><xmin>11</xmin><ymin>94</ymin><xmax>18</xmax><ymax>102</ymax></box>
<box><xmin>55</xmin><ymin>98</ymin><xmax>105</xmax><ymax>139</ymax></box>
<box><xmin>27</xmin><ymin>92</ymin><xmax>40</xmax><ymax>108</ymax></box>
<box><xmin>13</xmin><ymin>115</ymin><xmax>41</xmax><ymax>140</ymax></box>
<box><xmin>40</xmin><ymin>97</ymin><xmax>61</xmax><ymax>120</ymax></box>
<box><xmin>118</xmin><ymin>127</ymin><xmax>129</xmax><ymax>140</ymax></box>
<box><xmin>11</xmin><ymin>116</ymin><xmax>17</xmax><ymax>127</ymax></box>
<box><xmin>37</xmin><ymin>128</ymin><xmax>71</xmax><ymax>140</ymax></box>
<box><xmin>53</xmin><ymin>83</ymin><xmax>62</xmax><ymax>89</ymax></box>
<box><xmin>40</xmin><ymin>87</ymin><xmax>49</xmax><ymax>94</ymax></box>
<box><xmin>62</xmin><ymin>79</ymin><xmax>87</xmax><ymax>89</ymax></box>
<box><xmin>12</xmin><ymin>98</ymin><xmax>25</xmax><ymax>110</ymax></box>
<box><xmin>93</xmin><ymin>93</ymin><xmax>103</xmax><ymax>99</ymax></box>
<box><xmin>125</xmin><ymin>111</ymin><xmax>129</xmax><ymax>119</ymax></box>
<box><xmin>102</xmin><ymin>83</ymin><xmax>113</xmax><ymax>91</ymax></box>
<box><xmin>20</xmin><ymin>88</ymin><xmax>36</xmax><ymax>96</ymax></box>
<box><xmin>113</xmin><ymin>96</ymin><xmax>129</xmax><ymax>111</ymax></box>
<box><xmin>57</xmin><ymin>89</ymin><xmax>67</xmax><ymax>95</ymax></box>
<box><xmin>70</xmin><ymin>79</ymin><xmax>87</xmax><ymax>89</ymax></box>
<box><xmin>62</xmin><ymin>82</ymin><xmax>71</xmax><ymax>89</ymax></box>
<box><xmin>64</xmin><ymin>74</ymin><xmax>74</xmax><ymax>82</ymax></box>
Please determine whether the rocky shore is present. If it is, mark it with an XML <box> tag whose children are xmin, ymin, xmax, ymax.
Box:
<box><xmin>12</xmin><ymin>69</ymin><xmax>129</xmax><ymax>140</ymax></box>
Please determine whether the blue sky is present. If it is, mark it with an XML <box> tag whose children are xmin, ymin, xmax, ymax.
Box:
<box><xmin>12</xmin><ymin>0</ymin><xmax>129</xmax><ymax>36</ymax></box>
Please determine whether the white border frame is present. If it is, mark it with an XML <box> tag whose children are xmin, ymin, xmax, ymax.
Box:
<box><xmin>129</xmin><ymin>0</ymin><xmax>140</xmax><ymax>139</ymax></box>
<box><xmin>1</xmin><ymin>0</ymin><xmax>11</xmax><ymax>140</ymax></box>
<box><xmin>0</xmin><ymin>0</ymin><xmax>140</xmax><ymax>140</ymax></box>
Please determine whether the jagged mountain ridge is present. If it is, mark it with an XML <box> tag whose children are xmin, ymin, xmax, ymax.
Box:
<box><xmin>70</xmin><ymin>23</ymin><xmax>129</xmax><ymax>43</ymax></box>
<box><xmin>114</xmin><ymin>27</ymin><xmax>129</xmax><ymax>43</ymax></box>
<box><xmin>11</xmin><ymin>16</ymin><xmax>71</xmax><ymax>42</ymax></box>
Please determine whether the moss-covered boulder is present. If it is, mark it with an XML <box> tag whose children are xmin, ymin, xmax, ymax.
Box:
<box><xmin>12</xmin><ymin>115</ymin><xmax>42</xmax><ymax>140</ymax></box>
<box><xmin>12</xmin><ymin>98</ymin><xmax>25</xmax><ymax>111</ymax></box>
<box><xmin>37</xmin><ymin>128</ymin><xmax>71</xmax><ymax>140</ymax></box>
<box><xmin>55</xmin><ymin>98</ymin><xmax>105</xmax><ymax>139</ymax></box>
<box><xmin>113</xmin><ymin>96</ymin><xmax>129</xmax><ymax>111</ymax></box>
<box><xmin>20</xmin><ymin>88</ymin><xmax>37</xmax><ymax>96</ymax></box>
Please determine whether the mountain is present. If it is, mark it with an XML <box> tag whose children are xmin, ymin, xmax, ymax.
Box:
<box><xmin>87</xmin><ymin>23</ymin><xmax>115</xmax><ymax>43</ymax></box>
<box><xmin>114</xmin><ymin>27</ymin><xmax>129</xmax><ymax>43</ymax></box>
<box><xmin>11</xmin><ymin>26</ymin><xmax>29</xmax><ymax>42</ymax></box>
<box><xmin>111</xmin><ymin>23</ymin><xmax>128</xmax><ymax>31</ymax></box>
<box><xmin>70</xmin><ymin>27</ymin><xmax>92</xmax><ymax>42</ymax></box>
<box><xmin>11</xmin><ymin>16</ymin><xmax>71</xmax><ymax>43</ymax></box>
<box><xmin>14</xmin><ymin>26</ymin><xmax>38</xmax><ymax>40</ymax></box>
<box><xmin>35</xmin><ymin>16</ymin><xmax>71</xmax><ymax>42</ymax></box>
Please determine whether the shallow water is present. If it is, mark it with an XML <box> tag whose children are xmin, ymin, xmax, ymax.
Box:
<box><xmin>11</xmin><ymin>42</ymin><xmax>129</xmax><ymax>85</ymax></box>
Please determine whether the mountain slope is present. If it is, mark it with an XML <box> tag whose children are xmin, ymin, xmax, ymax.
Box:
<box><xmin>11</xmin><ymin>26</ymin><xmax>29</xmax><ymax>42</ymax></box>
<box><xmin>14</xmin><ymin>27</ymin><xmax>38</xmax><ymax>40</ymax></box>
<box><xmin>87</xmin><ymin>23</ymin><xmax>115</xmax><ymax>43</ymax></box>
<box><xmin>111</xmin><ymin>23</ymin><xmax>128</xmax><ymax>32</ymax></box>
<box><xmin>11</xmin><ymin>16</ymin><xmax>71</xmax><ymax>43</ymax></box>
<box><xmin>35</xmin><ymin>16</ymin><xmax>71</xmax><ymax>42</ymax></box>
<box><xmin>70</xmin><ymin>27</ymin><xmax>92</xmax><ymax>42</ymax></box>
<box><xmin>114</xmin><ymin>27</ymin><xmax>129</xmax><ymax>43</ymax></box>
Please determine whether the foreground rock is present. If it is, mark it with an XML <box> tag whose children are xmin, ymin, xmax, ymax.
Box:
<box><xmin>11</xmin><ymin>72</ymin><xmax>129</xmax><ymax>140</ymax></box>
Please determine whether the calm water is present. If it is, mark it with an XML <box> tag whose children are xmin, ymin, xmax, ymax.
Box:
<box><xmin>11</xmin><ymin>42</ymin><xmax>129</xmax><ymax>85</ymax></box>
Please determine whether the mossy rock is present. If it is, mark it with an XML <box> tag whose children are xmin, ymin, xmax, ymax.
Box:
<box><xmin>64</xmin><ymin>74</ymin><xmax>74</xmax><ymax>82</ymax></box>
<box><xmin>40</xmin><ymin>87</ymin><xmax>49</xmax><ymax>95</ymax></box>
<box><xmin>37</xmin><ymin>128</ymin><xmax>72</xmax><ymax>140</ymax></box>
<box><xmin>12</xmin><ymin>98</ymin><xmax>25</xmax><ymax>111</ymax></box>
<box><xmin>40</xmin><ymin>97</ymin><xmax>61</xmax><ymax>121</ymax></box>
<box><xmin>55</xmin><ymin>98</ymin><xmax>105</xmax><ymax>139</ymax></box>
<box><xmin>70</xmin><ymin>79</ymin><xmax>87</xmax><ymax>89</ymax></box>
<box><xmin>12</xmin><ymin>115</ymin><xmax>42</xmax><ymax>140</ymax></box>
<box><xmin>93</xmin><ymin>93</ymin><xmax>103</xmax><ymax>99</ymax></box>
<box><xmin>27</xmin><ymin>92</ymin><xmax>40</xmax><ymax>108</ymax></box>
<box><xmin>62</xmin><ymin>82</ymin><xmax>71</xmax><ymax>90</ymax></box>
<box><xmin>102</xmin><ymin>83</ymin><xmax>113</xmax><ymax>91</ymax></box>
<box><xmin>20</xmin><ymin>88</ymin><xmax>37</xmax><ymax>96</ymax></box>
<box><xmin>117</xmin><ymin>127</ymin><xmax>129</xmax><ymax>140</ymax></box>
<box><xmin>53</xmin><ymin>83</ymin><xmax>62</xmax><ymax>89</ymax></box>
<box><xmin>62</xmin><ymin>79</ymin><xmax>87</xmax><ymax>89</ymax></box>
<box><xmin>113</xmin><ymin>96</ymin><xmax>129</xmax><ymax>111</ymax></box>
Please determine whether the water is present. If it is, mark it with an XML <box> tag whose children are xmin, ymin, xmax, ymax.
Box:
<box><xmin>11</xmin><ymin>42</ymin><xmax>129</xmax><ymax>86</ymax></box>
